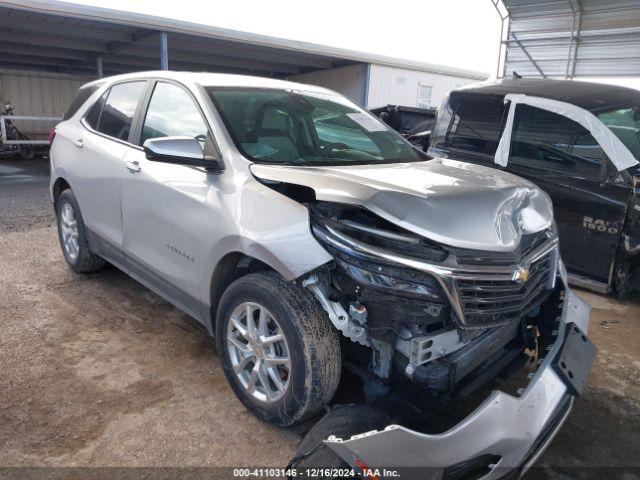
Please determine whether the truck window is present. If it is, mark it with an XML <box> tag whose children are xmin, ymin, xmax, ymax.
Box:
<box><xmin>598</xmin><ymin>107</ymin><xmax>640</xmax><ymax>161</ymax></box>
<box><xmin>444</xmin><ymin>95</ymin><xmax>507</xmax><ymax>156</ymax></box>
<box><xmin>510</xmin><ymin>105</ymin><xmax>605</xmax><ymax>179</ymax></box>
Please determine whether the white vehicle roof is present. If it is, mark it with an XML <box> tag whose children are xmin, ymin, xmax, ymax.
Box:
<box><xmin>83</xmin><ymin>71</ymin><xmax>336</xmax><ymax>95</ymax></box>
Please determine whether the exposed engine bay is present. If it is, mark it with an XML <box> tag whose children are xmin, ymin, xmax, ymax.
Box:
<box><xmin>245</xmin><ymin>157</ymin><xmax>594</xmax><ymax>475</ymax></box>
<box><xmin>294</xmin><ymin>199</ymin><xmax>562</xmax><ymax>406</ymax></box>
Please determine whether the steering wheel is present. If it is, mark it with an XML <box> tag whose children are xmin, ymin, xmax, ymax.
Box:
<box><xmin>319</xmin><ymin>142</ymin><xmax>349</xmax><ymax>156</ymax></box>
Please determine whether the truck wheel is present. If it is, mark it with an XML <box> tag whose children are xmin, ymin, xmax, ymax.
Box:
<box><xmin>288</xmin><ymin>404</ymin><xmax>391</xmax><ymax>475</ymax></box>
<box><xmin>216</xmin><ymin>271</ymin><xmax>341</xmax><ymax>427</ymax></box>
<box><xmin>55</xmin><ymin>189</ymin><xmax>105</xmax><ymax>273</ymax></box>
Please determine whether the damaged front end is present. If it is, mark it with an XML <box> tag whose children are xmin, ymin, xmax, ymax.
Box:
<box><xmin>300</xmin><ymin>201</ymin><xmax>594</xmax><ymax>478</ymax></box>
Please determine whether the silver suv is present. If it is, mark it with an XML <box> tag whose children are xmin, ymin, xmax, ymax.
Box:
<box><xmin>51</xmin><ymin>71</ymin><xmax>594</xmax><ymax>477</ymax></box>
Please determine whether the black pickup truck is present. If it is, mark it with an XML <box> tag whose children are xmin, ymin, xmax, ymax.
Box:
<box><xmin>427</xmin><ymin>78</ymin><xmax>640</xmax><ymax>295</ymax></box>
<box><xmin>370</xmin><ymin>104</ymin><xmax>436</xmax><ymax>151</ymax></box>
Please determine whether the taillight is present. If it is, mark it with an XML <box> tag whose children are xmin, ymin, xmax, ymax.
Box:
<box><xmin>48</xmin><ymin>128</ymin><xmax>56</xmax><ymax>145</ymax></box>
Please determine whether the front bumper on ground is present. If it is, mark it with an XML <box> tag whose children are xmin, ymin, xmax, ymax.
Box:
<box><xmin>325</xmin><ymin>289</ymin><xmax>591</xmax><ymax>480</ymax></box>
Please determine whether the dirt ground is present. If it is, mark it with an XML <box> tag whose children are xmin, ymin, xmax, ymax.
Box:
<box><xmin>1</xmin><ymin>158</ymin><xmax>639</xmax><ymax>479</ymax></box>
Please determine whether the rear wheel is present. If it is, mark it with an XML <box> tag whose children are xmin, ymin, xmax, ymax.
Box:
<box><xmin>55</xmin><ymin>189</ymin><xmax>105</xmax><ymax>273</ymax></box>
<box><xmin>216</xmin><ymin>271</ymin><xmax>341</xmax><ymax>426</ymax></box>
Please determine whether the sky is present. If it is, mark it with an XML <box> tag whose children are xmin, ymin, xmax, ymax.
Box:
<box><xmin>65</xmin><ymin>0</ymin><xmax>503</xmax><ymax>76</ymax></box>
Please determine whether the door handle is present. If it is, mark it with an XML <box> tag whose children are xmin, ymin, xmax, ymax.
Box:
<box><xmin>72</xmin><ymin>138</ymin><xmax>83</xmax><ymax>148</ymax></box>
<box><xmin>125</xmin><ymin>160</ymin><xmax>141</xmax><ymax>173</ymax></box>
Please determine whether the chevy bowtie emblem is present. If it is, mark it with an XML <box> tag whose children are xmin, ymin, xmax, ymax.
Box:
<box><xmin>513</xmin><ymin>266</ymin><xmax>530</xmax><ymax>283</ymax></box>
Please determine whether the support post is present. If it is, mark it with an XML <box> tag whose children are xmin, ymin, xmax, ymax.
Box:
<box><xmin>511</xmin><ymin>32</ymin><xmax>547</xmax><ymax>78</ymax></box>
<box><xmin>160</xmin><ymin>32</ymin><xmax>169</xmax><ymax>70</ymax></box>
<box><xmin>96</xmin><ymin>56</ymin><xmax>103</xmax><ymax>78</ymax></box>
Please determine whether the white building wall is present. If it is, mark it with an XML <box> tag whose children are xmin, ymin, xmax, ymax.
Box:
<box><xmin>366</xmin><ymin>64</ymin><xmax>479</xmax><ymax>109</ymax></box>
<box><xmin>0</xmin><ymin>69</ymin><xmax>89</xmax><ymax>139</ymax></box>
<box><xmin>287</xmin><ymin>64</ymin><xmax>367</xmax><ymax>106</ymax></box>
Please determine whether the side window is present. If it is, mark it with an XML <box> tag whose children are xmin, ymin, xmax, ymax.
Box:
<box><xmin>444</xmin><ymin>95</ymin><xmax>507</xmax><ymax>156</ymax></box>
<box><xmin>140</xmin><ymin>82</ymin><xmax>208</xmax><ymax>145</ymax></box>
<box><xmin>510</xmin><ymin>105</ymin><xmax>605</xmax><ymax>179</ymax></box>
<box><xmin>84</xmin><ymin>91</ymin><xmax>107</xmax><ymax>130</ymax></box>
<box><xmin>95</xmin><ymin>81</ymin><xmax>146</xmax><ymax>141</ymax></box>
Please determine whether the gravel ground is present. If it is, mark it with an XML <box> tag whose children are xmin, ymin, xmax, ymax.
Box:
<box><xmin>1</xmin><ymin>158</ymin><xmax>639</xmax><ymax>479</ymax></box>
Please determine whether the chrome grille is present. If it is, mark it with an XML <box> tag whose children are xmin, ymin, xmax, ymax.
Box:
<box><xmin>456</xmin><ymin>249</ymin><xmax>555</xmax><ymax>328</ymax></box>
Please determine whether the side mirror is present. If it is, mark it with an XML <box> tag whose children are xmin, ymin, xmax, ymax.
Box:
<box><xmin>143</xmin><ymin>136</ymin><xmax>223</xmax><ymax>172</ymax></box>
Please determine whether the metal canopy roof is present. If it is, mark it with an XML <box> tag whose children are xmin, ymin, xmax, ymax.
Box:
<box><xmin>495</xmin><ymin>0</ymin><xmax>640</xmax><ymax>79</ymax></box>
<box><xmin>0</xmin><ymin>0</ymin><xmax>486</xmax><ymax>80</ymax></box>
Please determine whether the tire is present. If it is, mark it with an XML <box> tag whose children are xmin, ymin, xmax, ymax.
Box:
<box><xmin>55</xmin><ymin>189</ymin><xmax>105</xmax><ymax>273</ymax></box>
<box><xmin>288</xmin><ymin>404</ymin><xmax>391</xmax><ymax>476</ymax></box>
<box><xmin>216</xmin><ymin>271</ymin><xmax>341</xmax><ymax>427</ymax></box>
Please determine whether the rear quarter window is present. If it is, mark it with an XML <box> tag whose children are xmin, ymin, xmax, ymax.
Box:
<box><xmin>63</xmin><ymin>83</ymin><xmax>103</xmax><ymax>120</ymax></box>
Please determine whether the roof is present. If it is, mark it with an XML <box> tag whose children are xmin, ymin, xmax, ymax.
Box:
<box><xmin>84</xmin><ymin>70</ymin><xmax>337</xmax><ymax>93</ymax></box>
<box><xmin>456</xmin><ymin>78</ymin><xmax>640</xmax><ymax>113</ymax></box>
<box><xmin>499</xmin><ymin>0</ymin><xmax>640</xmax><ymax>78</ymax></box>
<box><xmin>0</xmin><ymin>0</ymin><xmax>488</xmax><ymax>80</ymax></box>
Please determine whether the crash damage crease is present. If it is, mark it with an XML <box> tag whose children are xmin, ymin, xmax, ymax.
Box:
<box><xmin>250</xmin><ymin>158</ymin><xmax>591</xmax><ymax>478</ymax></box>
<box><xmin>251</xmin><ymin>159</ymin><xmax>554</xmax><ymax>252</ymax></box>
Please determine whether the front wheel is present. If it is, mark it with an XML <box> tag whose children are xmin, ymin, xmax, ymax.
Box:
<box><xmin>216</xmin><ymin>271</ymin><xmax>341</xmax><ymax>426</ymax></box>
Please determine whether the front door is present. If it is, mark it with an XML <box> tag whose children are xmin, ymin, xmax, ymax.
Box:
<box><xmin>120</xmin><ymin>81</ymin><xmax>214</xmax><ymax>320</ymax></box>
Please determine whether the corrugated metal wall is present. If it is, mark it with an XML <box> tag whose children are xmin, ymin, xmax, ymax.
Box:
<box><xmin>0</xmin><ymin>69</ymin><xmax>88</xmax><ymax>139</ymax></box>
<box><xmin>288</xmin><ymin>64</ymin><xmax>367</xmax><ymax>106</ymax></box>
<box><xmin>366</xmin><ymin>64</ymin><xmax>479</xmax><ymax>109</ymax></box>
<box><xmin>502</xmin><ymin>0</ymin><xmax>640</xmax><ymax>78</ymax></box>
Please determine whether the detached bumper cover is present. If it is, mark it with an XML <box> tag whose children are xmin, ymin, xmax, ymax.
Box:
<box><xmin>326</xmin><ymin>289</ymin><xmax>590</xmax><ymax>480</ymax></box>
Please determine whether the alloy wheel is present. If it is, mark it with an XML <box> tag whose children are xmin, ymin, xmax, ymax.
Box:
<box><xmin>226</xmin><ymin>302</ymin><xmax>291</xmax><ymax>403</ymax></box>
<box><xmin>60</xmin><ymin>203</ymin><xmax>80</xmax><ymax>261</ymax></box>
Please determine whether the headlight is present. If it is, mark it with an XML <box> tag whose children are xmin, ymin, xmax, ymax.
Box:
<box><xmin>309</xmin><ymin>202</ymin><xmax>446</xmax><ymax>303</ymax></box>
<box><xmin>338</xmin><ymin>259</ymin><xmax>444</xmax><ymax>303</ymax></box>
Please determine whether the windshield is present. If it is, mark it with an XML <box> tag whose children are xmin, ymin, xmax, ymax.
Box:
<box><xmin>207</xmin><ymin>87</ymin><xmax>422</xmax><ymax>165</ymax></box>
<box><xmin>598</xmin><ymin>107</ymin><xmax>640</xmax><ymax>160</ymax></box>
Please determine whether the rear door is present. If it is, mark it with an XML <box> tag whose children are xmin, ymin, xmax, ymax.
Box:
<box><xmin>506</xmin><ymin>104</ymin><xmax>631</xmax><ymax>284</ymax></box>
<box><xmin>73</xmin><ymin>80</ymin><xmax>147</xmax><ymax>264</ymax></box>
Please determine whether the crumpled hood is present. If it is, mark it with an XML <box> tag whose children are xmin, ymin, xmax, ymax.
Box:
<box><xmin>250</xmin><ymin>158</ymin><xmax>554</xmax><ymax>252</ymax></box>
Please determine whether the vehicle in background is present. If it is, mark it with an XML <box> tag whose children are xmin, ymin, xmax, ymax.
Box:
<box><xmin>430</xmin><ymin>79</ymin><xmax>640</xmax><ymax>295</ymax></box>
<box><xmin>50</xmin><ymin>72</ymin><xmax>594</xmax><ymax>479</ymax></box>
<box><xmin>370</xmin><ymin>104</ymin><xmax>436</xmax><ymax>151</ymax></box>
<box><xmin>1</xmin><ymin>102</ymin><xmax>36</xmax><ymax>160</ymax></box>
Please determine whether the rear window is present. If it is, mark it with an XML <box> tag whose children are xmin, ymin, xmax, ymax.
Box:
<box><xmin>444</xmin><ymin>95</ymin><xmax>508</xmax><ymax>156</ymax></box>
<box><xmin>63</xmin><ymin>83</ymin><xmax>102</xmax><ymax>120</ymax></box>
